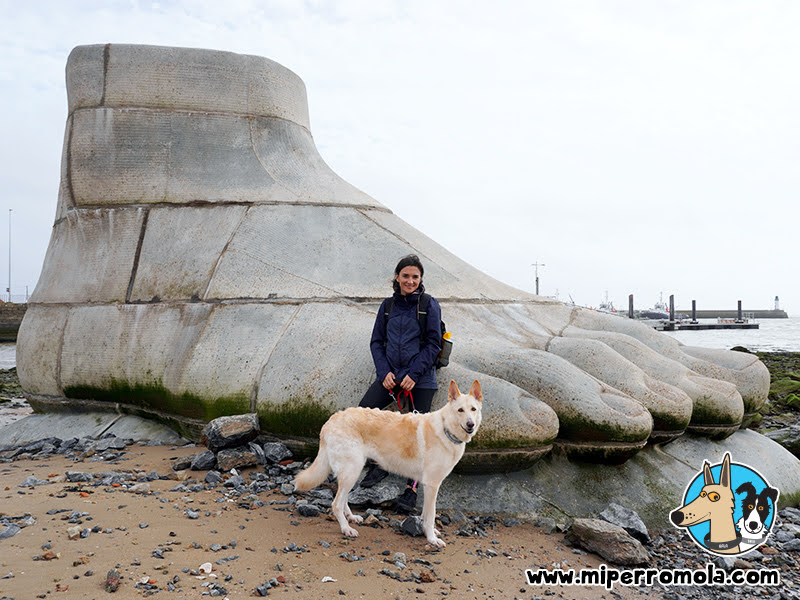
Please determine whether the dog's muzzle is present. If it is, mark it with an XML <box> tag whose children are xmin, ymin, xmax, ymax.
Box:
<box><xmin>462</xmin><ymin>420</ymin><xmax>475</xmax><ymax>435</ymax></box>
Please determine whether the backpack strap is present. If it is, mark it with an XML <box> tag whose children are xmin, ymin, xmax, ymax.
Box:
<box><xmin>383</xmin><ymin>297</ymin><xmax>395</xmax><ymax>346</ymax></box>
<box><xmin>417</xmin><ymin>293</ymin><xmax>430</xmax><ymax>344</ymax></box>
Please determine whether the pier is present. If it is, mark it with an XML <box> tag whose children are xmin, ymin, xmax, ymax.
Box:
<box><xmin>651</xmin><ymin>320</ymin><xmax>759</xmax><ymax>332</ymax></box>
<box><xmin>630</xmin><ymin>296</ymin><xmax>761</xmax><ymax>332</ymax></box>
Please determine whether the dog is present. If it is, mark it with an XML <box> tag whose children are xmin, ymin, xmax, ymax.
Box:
<box><xmin>735</xmin><ymin>481</ymin><xmax>778</xmax><ymax>551</ymax></box>
<box><xmin>294</xmin><ymin>380</ymin><xmax>482</xmax><ymax>548</ymax></box>
<box><xmin>670</xmin><ymin>453</ymin><xmax>740</xmax><ymax>554</ymax></box>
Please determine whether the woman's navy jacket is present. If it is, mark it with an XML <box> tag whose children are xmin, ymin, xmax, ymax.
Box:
<box><xmin>369</xmin><ymin>289</ymin><xmax>442</xmax><ymax>389</ymax></box>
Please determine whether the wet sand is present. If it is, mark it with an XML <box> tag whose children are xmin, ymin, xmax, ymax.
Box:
<box><xmin>0</xmin><ymin>444</ymin><xmax>656</xmax><ymax>600</ymax></box>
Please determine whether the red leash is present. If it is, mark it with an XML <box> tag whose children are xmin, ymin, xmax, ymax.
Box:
<box><xmin>394</xmin><ymin>389</ymin><xmax>415</xmax><ymax>412</ymax></box>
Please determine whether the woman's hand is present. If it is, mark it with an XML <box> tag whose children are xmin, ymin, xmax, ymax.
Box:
<box><xmin>382</xmin><ymin>372</ymin><xmax>396</xmax><ymax>390</ymax></box>
<box><xmin>399</xmin><ymin>375</ymin><xmax>416</xmax><ymax>391</ymax></box>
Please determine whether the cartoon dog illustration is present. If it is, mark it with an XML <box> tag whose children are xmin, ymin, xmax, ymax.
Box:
<box><xmin>735</xmin><ymin>481</ymin><xmax>778</xmax><ymax>552</ymax></box>
<box><xmin>670</xmin><ymin>453</ymin><xmax>740</xmax><ymax>555</ymax></box>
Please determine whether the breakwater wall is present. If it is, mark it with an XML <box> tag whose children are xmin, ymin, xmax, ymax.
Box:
<box><xmin>0</xmin><ymin>304</ymin><xmax>27</xmax><ymax>342</ymax></box>
<box><xmin>676</xmin><ymin>309</ymin><xmax>788</xmax><ymax>319</ymax></box>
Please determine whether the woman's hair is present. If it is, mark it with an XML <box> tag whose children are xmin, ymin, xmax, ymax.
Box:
<box><xmin>392</xmin><ymin>254</ymin><xmax>424</xmax><ymax>294</ymax></box>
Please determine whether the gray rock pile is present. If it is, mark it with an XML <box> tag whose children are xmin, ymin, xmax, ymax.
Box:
<box><xmin>0</xmin><ymin>433</ymin><xmax>138</xmax><ymax>463</ymax></box>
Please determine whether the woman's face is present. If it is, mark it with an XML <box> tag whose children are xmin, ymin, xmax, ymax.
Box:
<box><xmin>396</xmin><ymin>266</ymin><xmax>422</xmax><ymax>296</ymax></box>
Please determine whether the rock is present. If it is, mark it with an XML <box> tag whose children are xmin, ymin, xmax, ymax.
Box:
<box><xmin>172</xmin><ymin>455</ymin><xmax>194</xmax><ymax>471</ymax></box>
<box><xmin>66</xmin><ymin>471</ymin><xmax>93</xmax><ymax>483</ymax></box>
<box><xmin>249</xmin><ymin>442</ymin><xmax>266</xmax><ymax>465</ymax></box>
<box><xmin>10</xmin><ymin>437</ymin><xmax>62</xmax><ymax>457</ymax></box>
<box><xmin>599</xmin><ymin>503</ymin><xmax>650</xmax><ymax>543</ymax></box>
<box><xmin>535</xmin><ymin>517</ymin><xmax>558</xmax><ymax>534</ymax></box>
<box><xmin>782</xmin><ymin>538</ymin><xmax>800</xmax><ymax>552</ymax></box>
<box><xmin>262</xmin><ymin>442</ymin><xmax>293</xmax><ymax>464</ymax></box>
<box><xmin>401</xmin><ymin>516</ymin><xmax>424</xmax><ymax>537</ymax></box>
<box><xmin>363</xmin><ymin>515</ymin><xmax>381</xmax><ymax>527</ymax></box>
<box><xmin>223</xmin><ymin>475</ymin><xmax>247</xmax><ymax>489</ymax></box>
<box><xmin>105</xmin><ymin>569</ymin><xmax>121</xmax><ymax>592</ymax></box>
<box><xmin>127</xmin><ymin>483</ymin><xmax>151</xmax><ymax>494</ymax></box>
<box><xmin>0</xmin><ymin>524</ymin><xmax>21</xmax><ymax>540</ymax></box>
<box><xmin>191</xmin><ymin>450</ymin><xmax>217</xmax><ymax>471</ymax></box>
<box><xmin>780</xmin><ymin>506</ymin><xmax>800</xmax><ymax>525</ymax></box>
<box><xmin>780</xmin><ymin>522</ymin><xmax>800</xmax><ymax>538</ymax></box>
<box><xmin>348</xmin><ymin>476</ymin><xmax>406</xmax><ymax>506</ymax></box>
<box><xmin>765</xmin><ymin>425</ymin><xmax>800</xmax><ymax>455</ymax></box>
<box><xmin>713</xmin><ymin>556</ymin><xmax>736</xmax><ymax>570</ymax></box>
<box><xmin>67</xmin><ymin>525</ymin><xmax>82</xmax><ymax>540</ymax></box>
<box><xmin>19</xmin><ymin>475</ymin><xmax>52</xmax><ymax>487</ymax></box>
<box><xmin>201</xmin><ymin>414</ymin><xmax>260</xmax><ymax>452</ymax></box>
<box><xmin>569</xmin><ymin>519</ymin><xmax>650</xmax><ymax>566</ymax></box>
<box><xmin>217</xmin><ymin>446</ymin><xmax>259</xmax><ymax>471</ymax></box>
<box><xmin>205</xmin><ymin>470</ymin><xmax>223</xmax><ymax>485</ymax></box>
<box><xmin>297</xmin><ymin>504</ymin><xmax>320</xmax><ymax>517</ymax></box>
<box><xmin>95</xmin><ymin>437</ymin><xmax>127</xmax><ymax>451</ymax></box>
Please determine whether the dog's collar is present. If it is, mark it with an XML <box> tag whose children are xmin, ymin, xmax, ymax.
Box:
<box><xmin>740</xmin><ymin>534</ymin><xmax>767</xmax><ymax>545</ymax></box>
<box><xmin>443</xmin><ymin>426</ymin><xmax>464</xmax><ymax>445</ymax></box>
<box><xmin>704</xmin><ymin>532</ymin><xmax>742</xmax><ymax>551</ymax></box>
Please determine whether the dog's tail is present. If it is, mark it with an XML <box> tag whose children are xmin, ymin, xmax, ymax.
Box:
<box><xmin>294</xmin><ymin>441</ymin><xmax>331</xmax><ymax>492</ymax></box>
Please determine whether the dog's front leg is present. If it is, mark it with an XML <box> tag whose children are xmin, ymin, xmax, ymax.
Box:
<box><xmin>421</xmin><ymin>482</ymin><xmax>445</xmax><ymax>548</ymax></box>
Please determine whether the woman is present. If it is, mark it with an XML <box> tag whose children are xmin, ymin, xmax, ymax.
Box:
<box><xmin>358</xmin><ymin>254</ymin><xmax>442</xmax><ymax>513</ymax></box>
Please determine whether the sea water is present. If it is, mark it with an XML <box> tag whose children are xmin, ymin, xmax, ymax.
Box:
<box><xmin>664</xmin><ymin>316</ymin><xmax>800</xmax><ymax>352</ymax></box>
<box><xmin>0</xmin><ymin>344</ymin><xmax>16</xmax><ymax>369</ymax></box>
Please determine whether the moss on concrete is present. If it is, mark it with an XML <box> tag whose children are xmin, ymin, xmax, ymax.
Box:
<box><xmin>63</xmin><ymin>380</ymin><xmax>249</xmax><ymax>422</ymax></box>
<box><xmin>470</xmin><ymin>429</ymin><xmax>556</xmax><ymax>450</ymax></box>
<box><xmin>555</xmin><ymin>411</ymin><xmax>650</xmax><ymax>444</ymax></box>
<box><xmin>258</xmin><ymin>396</ymin><xmax>335</xmax><ymax>439</ymax></box>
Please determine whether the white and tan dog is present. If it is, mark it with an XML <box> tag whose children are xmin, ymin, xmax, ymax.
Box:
<box><xmin>294</xmin><ymin>380</ymin><xmax>483</xmax><ymax>547</ymax></box>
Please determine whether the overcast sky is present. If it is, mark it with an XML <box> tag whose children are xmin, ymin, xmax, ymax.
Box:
<box><xmin>1</xmin><ymin>1</ymin><xmax>798</xmax><ymax>314</ymax></box>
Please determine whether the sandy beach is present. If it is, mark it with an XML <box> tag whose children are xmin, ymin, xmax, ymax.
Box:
<box><xmin>0</xmin><ymin>442</ymin><xmax>666</xmax><ymax>600</ymax></box>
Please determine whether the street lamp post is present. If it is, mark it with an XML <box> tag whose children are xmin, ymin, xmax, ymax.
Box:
<box><xmin>6</xmin><ymin>208</ymin><xmax>10</xmax><ymax>302</ymax></box>
<box><xmin>531</xmin><ymin>261</ymin><xmax>545</xmax><ymax>296</ymax></box>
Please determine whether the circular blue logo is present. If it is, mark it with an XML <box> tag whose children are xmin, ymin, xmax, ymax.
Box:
<box><xmin>671</xmin><ymin>454</ymin><xmax>779</xmax><ymax>556</ymax></box>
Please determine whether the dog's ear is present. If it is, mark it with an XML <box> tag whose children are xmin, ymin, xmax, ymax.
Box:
<box><xmin>469</xmin><ymin>380</ymin><xmax>483</xmax><ymax>403</ymax></box>
<box><xmin>736</xmin><ymin>481</ymin><xmax>756</xmax><ymax>497</ymax></box>
<box><xmin>448</xmin><ymin>380</ymin><xmax>461</xmax><ymax>402</ymax></box>
<box><xmin>720</xmin><ymin>453</ymin><xmax>732</xmax><ymax>489</ymax></box>
<box><xmin>703</xmin><ymin>461</ymin><xmax>714</xmax><ymax>486</ymax></box>
<box><xmin>764</xmin><ymin>487</ymin><xmax>779</xmax><ymax>506</ymax></box>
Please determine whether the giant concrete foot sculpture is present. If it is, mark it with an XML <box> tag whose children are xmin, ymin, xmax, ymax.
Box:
<box><xmin>17</xmin><ymin>44</ymin><xmax>769</xmax><ymax>471</ymax></box>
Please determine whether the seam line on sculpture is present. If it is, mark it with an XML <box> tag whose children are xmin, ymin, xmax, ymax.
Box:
<box><xmin>67</xmin><ymin>201</ymin><xmax>391</xmax><ymax>213</ymax></box>
<box><xmin>358</xmin><ymin>209</ymin><xmax>414</xmax><ymax>247</ymax></box>
<box><xmin>55</xmin><ymin>306</ymin><xmax>70</xmax><ymax>395</ymax></box>
<box><xmin>215</xmin><ymin>248</ymin><xmax>343</xmax><ymax>297</ymax></box>
<box><xmin>64</xmin><ymin>115</ymin><xmax>77</xmax><ymax>211</ymax></box>
<box><xmin>249</xmin><ymin>303</ymin><xmax>303</xmax><ymax>412</ymax></box>
<box><xmin>26</xmin><ymin>297</ymin><xmax>545</xmax><ymax>308</ymax></box>
<box><xmin>202</xmin><ymin>206</ymin><xmax>252</xmax><ymax>300</ymax></box>
<box><xmin>651</xmin><ymin>443</ymin><xmax>698</xmax><ymax>470</ymax></box>
<box><xmin>554</xmin><ymin>306</ymin><xmax>579</xmax><ymax>337</ymax></box>
<box><xmin>247</xmin><ymin>116</ymin><xmax>303</xmax><ymax>199</ymax></box>
<box><xmin>97</xmin><ymin>413</ymin><xmax>125</xmax><ymax>437</ymax></box>
<box><xmin>67</xmin><ymin>106</ymin><xmax>312</xmax><ymax>136</ymax></box>
<box><xmin>101</xmin><ymin>44</ymin><xmax>110</xmax><ymax>106</ymax></box>
<box><xmin>125</xmin><ymin>209</ymin><xmax>150</xmax><ymax>303</ymax></box>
